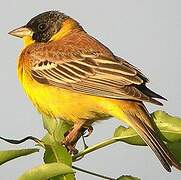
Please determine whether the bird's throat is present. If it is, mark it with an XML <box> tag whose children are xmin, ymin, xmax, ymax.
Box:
<box><xmin>23</xmin><ymin>36</ymin><xmax>35</xmax><ymax>47</ymax></box>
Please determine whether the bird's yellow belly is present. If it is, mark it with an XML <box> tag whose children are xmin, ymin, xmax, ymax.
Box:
<box><xmin>18</xmin><ymin>66</ymin><xmax>112</xmax><ymax>124</ymax></box>
<box><xmin>17</xmin><ymin>58</ymin><xmax>135</xmax><ymax>125</ymax></box>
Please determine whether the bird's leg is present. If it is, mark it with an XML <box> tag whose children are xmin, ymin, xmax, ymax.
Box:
<box><xmin>62</xmin><ymin>121</ymin><xmax>85</xmax><ymax>154</ymax></box>
<box><xmin>81</xmin><ymin>126</ymin><xmax>94</xmax><ymax>149</ymax></box>
<box><xmin>82</xmin><ymin>135</ymin><xmax>89</xmax><ymax>150</ymax></box>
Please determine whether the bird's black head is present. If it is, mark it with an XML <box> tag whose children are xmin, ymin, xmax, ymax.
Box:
<box><xmin>9</xmin><ymin>10</ymin><xmax>82</xmax><ymax>44</ymax></box>
<box><xmin>26</xmin><ymin>11</ymin><xmax>69</xmax><ymax>42</ymax></box>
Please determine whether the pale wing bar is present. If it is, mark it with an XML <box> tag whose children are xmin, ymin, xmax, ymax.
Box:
<box><xmin>31</xmin><ymin>55</ymin><xmax>162</xmax><ymax>104</ymax></box>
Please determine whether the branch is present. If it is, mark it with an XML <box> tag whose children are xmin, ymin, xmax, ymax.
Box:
<box><xmin>73</xmin><ymin>138</ymin><xmax>118</xmax><ymax>161</ymax></box>
<box><xmin>72</xmin><ymin>165</ymin><xmax>116</xmax><ymax>180</ymax></box>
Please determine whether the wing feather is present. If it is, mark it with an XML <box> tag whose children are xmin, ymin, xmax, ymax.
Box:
<box><xmin>30</xmin><ymin>53</ymin><xmax>163</xmax><ymax>105</ymax></box>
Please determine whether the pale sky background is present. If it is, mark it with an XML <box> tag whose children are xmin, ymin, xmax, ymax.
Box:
<box><xmin>0</xmin><ymin>0</ymin><xmax>181</xmax><ymax>179</ymax></box>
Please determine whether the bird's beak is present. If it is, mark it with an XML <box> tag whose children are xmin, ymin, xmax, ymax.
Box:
<box><xmin>8</xmin><ymin>26</ymin><xmax>33</xmax><ymax>38</ymax></box>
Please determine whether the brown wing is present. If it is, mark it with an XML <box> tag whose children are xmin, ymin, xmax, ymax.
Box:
<box><xmin>30</xmin><ymin>46</ymin><xmax>165</xmax><ymax>105</ymax></box>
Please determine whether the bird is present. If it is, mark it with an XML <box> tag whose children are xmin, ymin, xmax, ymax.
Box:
<box><xmin>9</xmin><ymin>10</ymin><xmax>181</xmax><ymax>172</ymax></box>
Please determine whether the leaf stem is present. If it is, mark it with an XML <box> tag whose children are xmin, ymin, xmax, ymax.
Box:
<box><xmin>0</xmin><ymin>136</ymin><xmax>44</xmax><ymax>147</ymax></box>
<box><xmin>72</xmin><ymin>165</ymin><xmax>116</xmax><ymax>180</ymax></box>
<box><xmin>73</xmin><ymin>138</ymin><xmax>117</xmax><ymax>161</ymax></box>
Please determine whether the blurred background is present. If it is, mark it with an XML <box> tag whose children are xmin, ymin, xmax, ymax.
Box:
<box><xmin>0</xmin><ymin>0</ymin><xmax>181</xmax><ymax>179</ymax></box>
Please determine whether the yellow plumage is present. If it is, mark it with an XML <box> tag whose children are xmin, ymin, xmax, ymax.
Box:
<box><xmin>9</xmin><ymin>10</ymin><xmax>181</xmax><ymax>171</ymax></box>
<box><xmin>17</xmin><ymin>25</ymin><xmax>127</xmax><ymax>125</ymax></box>
<box><xmin>18</xmin><ymin>55</ymin><xmax>131</xmax><ymax>125</ymax></box>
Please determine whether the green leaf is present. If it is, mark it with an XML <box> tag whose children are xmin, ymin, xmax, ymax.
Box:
<box><xmin>114</xmin><ymin>110</ymin><xmax>181</xmax><ymax>145</ymax></box>
<box><xmin>114</xmin><ymin>111</ymin><xmax>181</xmax><ymax>163</ymax></box>
<box><xmin>54</xmin><ymin>120</ymin><xmax>72</xmax><ymax>142</ymax></box>
<box><xmin>117</xmin><ymin>175</ymin><xmax>141</xmax><ymax>180</ymax></box>
<box><xmin>42</xmin><ymin>118</ymin><xmax>72</xmax><ymax>166</ymax></box>
<box><xmin>19</xmin><ymin>162</ymin><xmax>74</xmax><ymax>180</ymax></box>
<box><xmin>151</xmin><ymin>111</ymin><xmax>181</xmax><ymax>142</ymax></box>
<box><xmin>114</xmin><ymin>125</ymin><xmax>144</xmax><ymax>145</ymax></box>
<box><xmin>167</xmin><ymin>142</ymin><xmax>181</xmax><ymax>162</ymax></box>
<box><xmin>42</xmin><ymin>117</ymin><xmax>74</xmax><ymax>180</ymax></box>
<box><xmin>43</xmin><ymin>145</ymin><xmax>56</xmax><ymax>163</ymax></box>
<box><xmin>42</xmin><ymin>115</ymin><xmax>57</xmax><ymax>135</ymax></box>
<box><xmin>0</xmin><ymin>148</ymin><xmax>39</xmax><ymax>166</ymax></box>
<box><xmin>43</xmin><ymin>144</ymin><xmax>74</xmax><ymax>180</ymax></box>
<box><xmin>44</xmin><ymin>143</ymin><xmax>72</xmax><ymax>166</ymax></box>
<box><xmin>42</xmin><ymin>116</ymin><xmax>72</xmax><ymax>142</ymax></box>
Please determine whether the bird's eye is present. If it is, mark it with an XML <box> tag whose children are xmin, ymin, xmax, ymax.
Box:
<box><xmin>38</xmin><ymin>23</ymin><xmax>47</xmax><ymax>31</ymax></box>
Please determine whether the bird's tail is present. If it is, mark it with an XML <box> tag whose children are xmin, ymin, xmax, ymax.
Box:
<box><xmin>113</xmin><ymin>101</ymin><xmax>181</xmax><ymax>172</ymax></box>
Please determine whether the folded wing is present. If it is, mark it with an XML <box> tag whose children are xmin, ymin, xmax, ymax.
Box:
<box><xmin>31</xmin><ymin>51</ymin><xmax>165</xmax><ymax>105</ymax></box>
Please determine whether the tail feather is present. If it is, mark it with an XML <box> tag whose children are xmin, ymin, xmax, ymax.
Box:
<box><xmin>125</xmin><ymin>111</ymin><xmax>171</xmax><ymax>171</ymax></box>
<box><xmin>122</xmin><ymin>103</ymin><xmax>181</xmax><ymax>172</ymax></box>
<box><xmin>136</xmin><ymin>84</ymin><xmax>167</xmax><ymax>101</ymax></box>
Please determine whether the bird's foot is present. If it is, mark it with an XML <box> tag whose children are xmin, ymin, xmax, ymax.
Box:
<box><xmin>83</xmin><ymin>126</ymin><xmax>93</xmax><ymax>138</ymax></box>
<box><xmin>61</xmin><ymin>122</ymin><xmax>85</xmax><ymax>154</ymax></box>
<box><xmin>62</xmin><ymin>131</ymin><xmax>80</xmax><ymax>154</ymax></box>
<box><xmin>61</xmin><ymin>124</ymin><xmax>93</xmax><ymax>154</ymax></box>
<box><xmin>62</xmin><ymin>142</ymin><xmax>78</xmax><ymax>155</ymax></box>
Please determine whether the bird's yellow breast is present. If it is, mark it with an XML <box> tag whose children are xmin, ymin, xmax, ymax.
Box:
<box><xmin>17</xmin><ymin>55</ymin><xmax>113</xmax><ymax>123</ymax></box>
